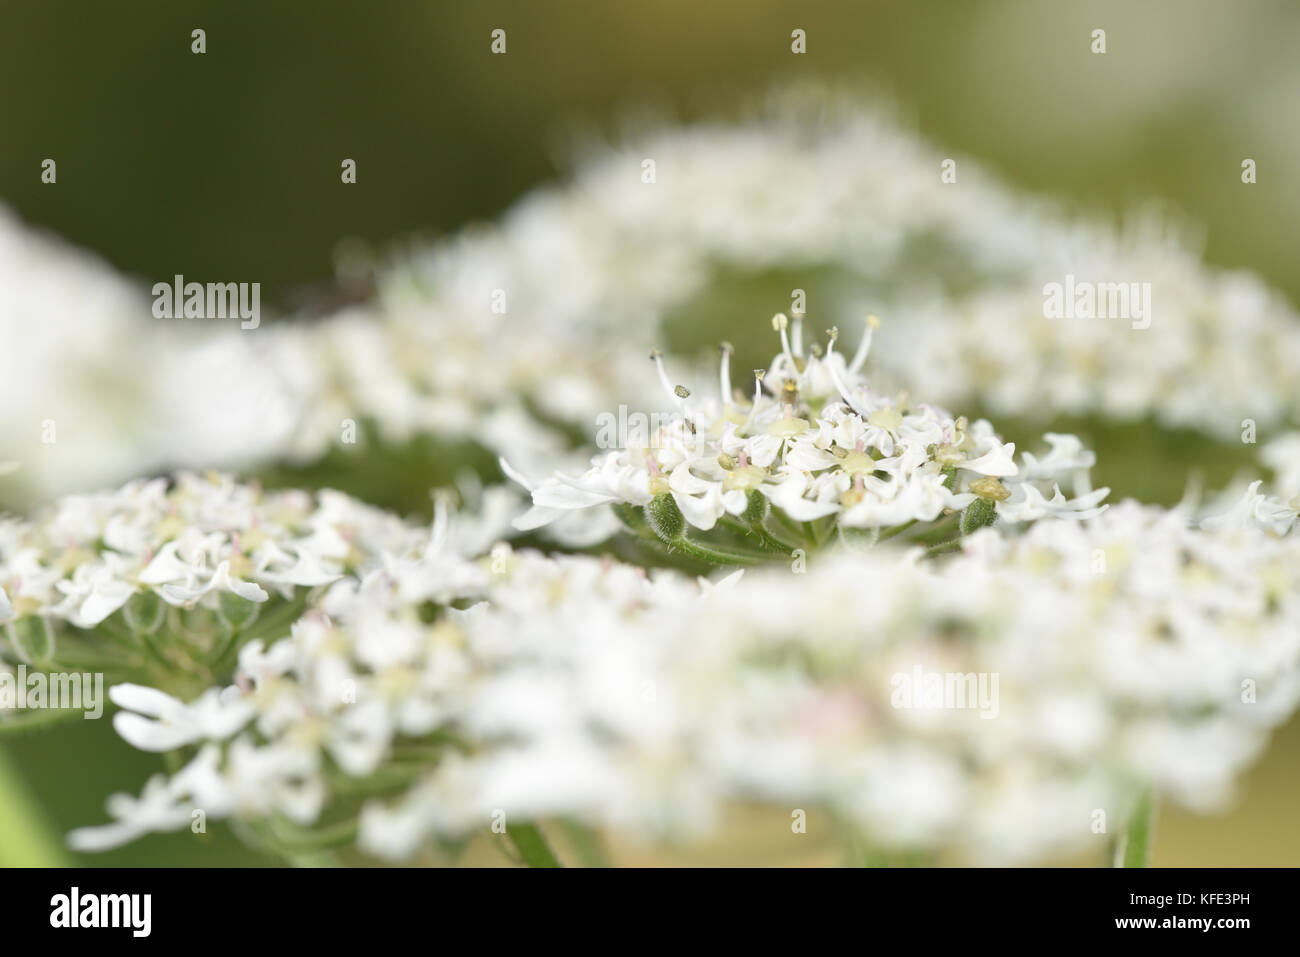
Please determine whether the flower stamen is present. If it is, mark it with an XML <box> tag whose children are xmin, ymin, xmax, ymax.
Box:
<box><xmin>848</xmin><ymin>314</ymin><xmax>881</xmax><ymax>375</ymax></box>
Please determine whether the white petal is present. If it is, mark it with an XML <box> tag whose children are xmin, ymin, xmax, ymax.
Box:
<box><xmin>109</xmin><ymin>683</ymin><xmax>182</xmax><ymax>718</ymax></box>
<box><xmin>962</xmin><ymin>442</ymin><xmax>1018</xmax><ymax>477</ymax></box>
<box><xmin>113</xmin><ymin>712</ymin><xmax>200</xmax><ymax>752</ymax></box>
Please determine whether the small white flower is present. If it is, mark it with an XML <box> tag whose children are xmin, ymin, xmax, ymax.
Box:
<box><xmin>1201</xmin><ymin>480</ymin><xmax>1298</xmax><ymax>536</ymax></box>
<box><xmin>996</xmin><ymin>483</ymin><xmax>1110</xmax><ymax>523</ymax></box>
<box><xmin>157</xmin><ymin>559</ymin><xmax>270</xmax><ymax>606</ymax></box>
<box><xmin>53</xmin><ymin>555</ymin><xmax>137</xmax><ymax>627</ymax></box>
<box><xmin>66</xmin><ymin>773</ymin><xmax>196</xmax><ymax>852</ymax></box>
<box><xmin>110</xmin><ymin>683</ymin><xmax>255</xmax><ymax>752</ymax></box>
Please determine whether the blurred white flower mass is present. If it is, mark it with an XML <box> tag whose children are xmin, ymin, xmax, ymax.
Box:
<box><xmin>3</xmin><ymin>90</ymin><xmax>1299</xmax><ymax>867</ymax></box>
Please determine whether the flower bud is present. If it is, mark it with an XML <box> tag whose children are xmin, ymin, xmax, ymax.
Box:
<box><xmin>123</xmin><ymin>590</ymin><xmax>166</xmax><ymax>636</ymax></box>
<box><xmin>960</xmin><ymin>497</ymin><xmax>997</xmax><ymax>535</ymax></box>
<box><xmin>217</xmin><ymin>591</ymin><xmax>261</xmax><ymax>632</ymax></box>
<box><xmin>7</xmin><ymin>615</ymin><xmax>54</xmax><ymax>664</ymax></box>
<box><xmin>645</xmin><ymin>493</ymin><xmax>684</xmax><ymax>542</ymax></box>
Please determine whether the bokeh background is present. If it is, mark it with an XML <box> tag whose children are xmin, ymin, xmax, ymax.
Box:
<box><xmin>2</xmin><ymin>0</ymin><xmax>1298</xmax><ymax>865</ymax></box>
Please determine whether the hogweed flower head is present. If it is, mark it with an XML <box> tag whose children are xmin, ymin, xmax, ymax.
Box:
<box><xmin>509</xmin><ymin>316</ymin><xmax>1108</xmax><ymax>563</ymax></box>
<box><xmin>67</xmin><ymin>478</ymin><xmax>1300</xmax><ymax>865</ymax></box>
<box><xmin>0</xmin><ymin>472</ymin><xmax>466</xmax><ymax>695</ymax></box>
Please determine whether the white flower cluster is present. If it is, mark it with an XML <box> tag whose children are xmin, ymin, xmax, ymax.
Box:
<box><xmin>0</xmin><ymin>208</ymin><xmax>660</xmax><ymax>510</ymax></box>
<box><xmin>1262</xmin><ymin>432</ymin><xmax>1300</xmax><ymax>502</ymax></box>
<box><xmin>0</xmin><ymin>208</ymin><xmax>161</xmax><ymax>502</ymax></box>
<box><xmin>60</xmin><ymin>500</ymin><xmax>498</xmax><ymax>852</ymax></box>
<box><xmin>390</xmin><ymin>88</ymin><xmax>1300</xmax><ymax>441</ymax></box>
<box><xmin>882</xmin><ymin>265</ymin><xmax>1300</xmax><ymax>440</ymax></box>
<box><xmin>7</xmin><ymin>90</ymin><xmax>1297</xmax><ymax>510</ymax></box>
<box><xmin>0</xmin><ymin>472</ymin><xmax>427</xmax><ymax>638</ymax></box>
<box><xmin>65</xmin><ymin>479</ymin><xmax>1300</xmax><ymax>864</ymax></box>
<box><xmin>66</xmin><ymin>547</ymin><xmax>708</xmax><ymax>856</ymax></box>
<box><xmin>514</xmin><ymin>317</ymin><xmax>1106</xmax><ymax>541</ymax></box>
<box><xmin>6</xmin><ymin>88</ymin><xmax>1300</xmax><ymax>867</ymax></box>
<box><xmin>164</xmin><ymin>305</ymin><xmax>661</xmax><ymax>483</ymax></box>
<box><xmin>656</xmin><ymin>496</ymin><xmax>1300</xmax><ymax>862</ymax></box>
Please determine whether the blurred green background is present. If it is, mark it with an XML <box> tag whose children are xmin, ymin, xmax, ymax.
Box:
<box><xmin>5</xmin><ymin>0</ymin><xmax>1298</xmax><ymax>304</ymax></box>
<box><xmin>2</xmin><ymin>0</ymin><xmax>1298</xmax><ymax>865</ymax></box>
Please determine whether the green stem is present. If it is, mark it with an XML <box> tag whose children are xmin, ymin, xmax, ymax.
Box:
<box><xmin>619</xmin><ymin>501</ymin><xmax>777</xmax><ymax>567</ymax></box>
<box><xmin>752</xmin><ymin>523</ymin><xmax>797</xmax><ymax>555</ymax></box>
<box><xmin>611</xmin><ymin>501</ymin><xmax>650</xmax><ymax>536</ymax></box>
<box><xmin>94</xmin><ymin>616</ymin><xmax>142</xmax><ymax>650</ymax></box>
<box><xmin>910</xmin><ymin>511</ymin><xmax>959</xmax><ymax>546</ymax></box>
<box><xmin>138</xmin><ymin>625</ymin><xmax>183</xmax><ymax>676</ymax></box>
<box><xmin>718</xmin><ymin>515</ymin><xmax>792</xmax><ymax>555</ymax></box>
<box><xmin>269</xmin><ymin>815</ymin><xmax>360</xmax><ymax>851</ymax></box>
<box><xmin>671</xmin><ymin>536</ymin><xmax>769</xmax><ymax>566</ymax></box>
<box><xmin>206</xmin><ymin>625</ymin><xmax>241</xmax><ymax>669</ymax></box>
<box><xmin>876</xmin><ymin>518</ymin><xmax>918</xmax><ymax>542</ymax></box>
<box><xmin>921</xmin><ymin>539</ymin><xmax>962</xmax><ymax>559</ymax></box>
<box><xmin>0</xmin><ymin>747</ymin><xmax>70</xmax><ymax>866</ymax></box>
<box><xmin>506</xmin><ymin>822</ymin><xmax>564</xmax><ymax>867</ymax></box>
<box><xmin>561</xmin><ymin>818</ymin><xmax>609</xmax><ymax>868</ymax></box>
<box><xmin>1115</xmin><ymin>792</ymin><xmax>1155</xmax><ymax>867</ymax></box>
<box><xmin>760</xmin><ymin>515</ymin><xmax>804</xmax><ymax>551</ymax></box>
<box><xmin>830</xmin><ymin>810</ymin><xmax>885</xmax><ymax>868</ymax></box>
<box><xmin>768</xmin><ymin>505</ymin><xmax>807</xmax><ymax>545</ymax></box>
<box><xmin>208</xmin><ymin>595</ymin><xmax>309</xmax><ymax>681</ymax></box>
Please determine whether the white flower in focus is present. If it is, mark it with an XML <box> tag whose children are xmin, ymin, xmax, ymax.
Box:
<box><xmin>0</xmin><ymin>473</ymin><xmax>442</xmax><ymax>638</ymax></box>
<box><xmin>511</xmin><ymin>319</ymin><xmax>1107</xmax><ymax>538</ymax></box>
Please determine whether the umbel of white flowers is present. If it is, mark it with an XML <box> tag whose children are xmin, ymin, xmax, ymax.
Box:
<box><xmin>507</xmin><ymin>313</ymin><xmax>1107</xmax><ymax>565</ymax></box>
<box><xmin>0</xmin><ymin>472</ymin><xmax>498</xmax><ymax>694</ymax></box>
<box><xmin>62</xmin><ymin>475</ymin><xmax>1300</xmax><ymax>865</ymax></box>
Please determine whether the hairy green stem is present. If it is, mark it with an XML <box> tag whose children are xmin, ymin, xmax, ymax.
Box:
<box><xmin>669</xmin><ymin>535</ymin><xmax>769</xmax><ymax>566</ymax></box>
<box><xmin>718</xmin><ymin>515</ymin><xmax>792</xmax><ymax>555</ymax></box>
<box><xmin>876</xmin><ymin>518</ymin><xmax>918</xmax><ymax>542</ymax></box>
<box><xmin>921</xmin><ymin>539</ymin><xmax>962</xmax><ymax>559</ymax></box>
